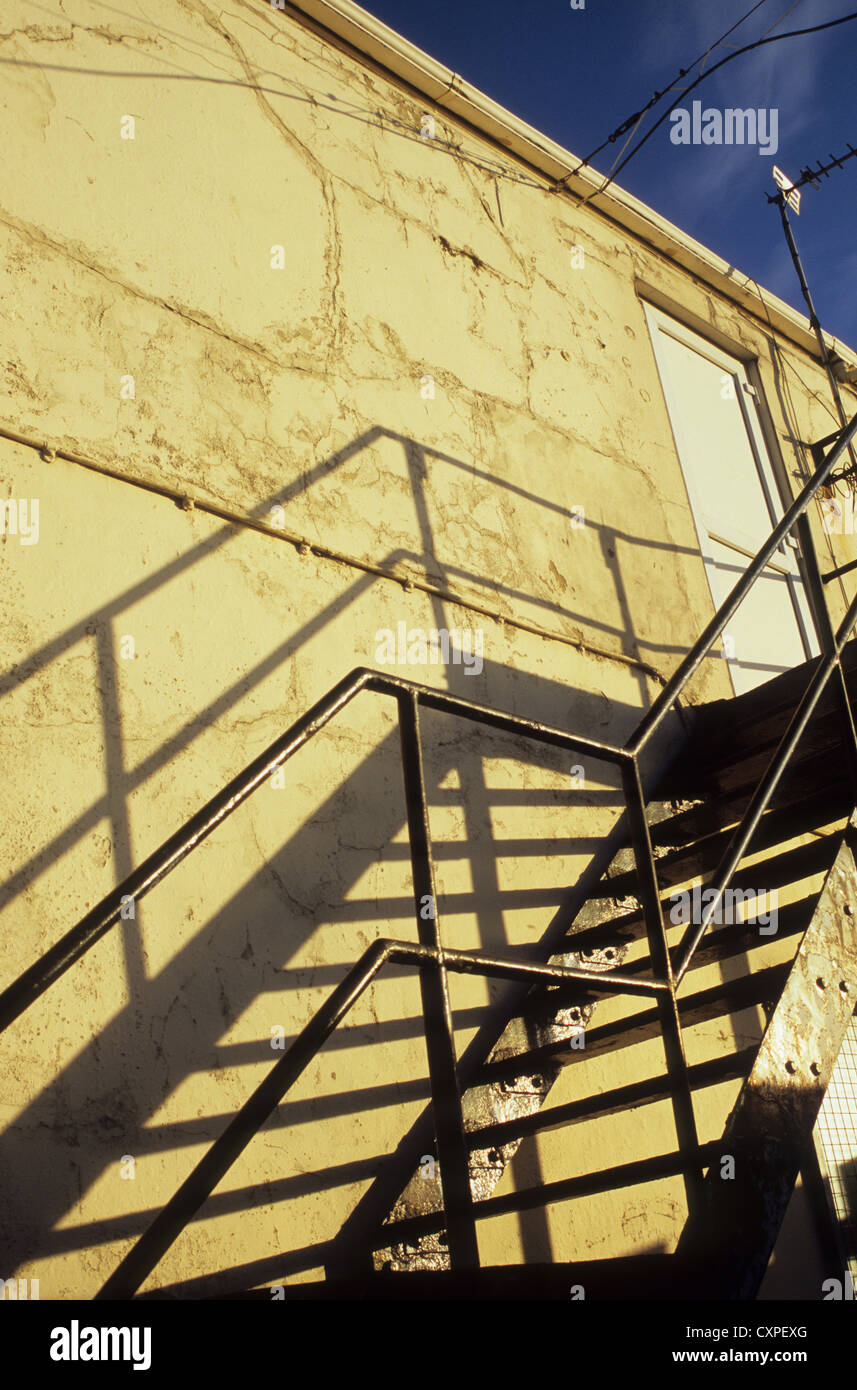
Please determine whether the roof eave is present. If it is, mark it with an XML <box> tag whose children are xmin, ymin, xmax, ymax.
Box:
<box><xmin>284</xmin><ymin>0</ymin><xmax>857</xmax><ymax>369</ymax></box>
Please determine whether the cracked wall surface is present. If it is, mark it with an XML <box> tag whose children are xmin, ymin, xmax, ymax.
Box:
<box><xmin>1</xmin><ymin>0</ymin><xmax>856</xmax><ymax>1296</ymax></box>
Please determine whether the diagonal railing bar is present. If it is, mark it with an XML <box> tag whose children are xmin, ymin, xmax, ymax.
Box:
<box><xmin>92</xmin><ymin>937</ymin><xmax>666</xmax><ymax>1299</ymax></box>
<box><xmin>796</xmin><ymin>500</ymin><xmax>857</xmax><ymax>804</ymax></box>
<box><xmin>0</xmin><ymin>672</ymin><xmax>632</xmax><ymax>1035</ymax></box>
<box><xmin>5</xmin><ymin>408</ymin><xmax>857</xmax><ymax>1299</ymax></box>
<box><xmin>369</xmin><ymin>1142</ymin><xmax>728</xmax><ymax>1252</ymax></box>
<box><xmin>93</xmin><ymin>936</ymin><xmax>400</xmax><ymax>1300</ymax></box>
<box><xmin>5</xmin><ymin>419</ymin><xmax>854</xmax><ymax>1036</ymax></box>
<box><xmin>673</xmin><ymin>590</ymin><xmax>857</xmax><ymax>986</ymax></box>
<box><xmin>627</xmin><ymin>409</ymin><xmax>857</xmax><ymax>756</ymax></box>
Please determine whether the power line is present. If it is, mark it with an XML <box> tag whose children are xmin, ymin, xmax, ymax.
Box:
<box><xmin>594</xmin><ymin>1</ymin><xmax>808</xmax><ymax>190</ymax></box>
<box><xmin>757</xmin><ymin>0</ymin><xmax>806</xmax><ymax>41</ymax></box>
<box><xmin>568</xmin><ymin>0</ymin><xmax>773</xmax><ymax>179</ymax></box>
<box><xmin>572</xmin><ymin>8</ymin><xmax>857</xmax><ymax>201</ymax></box>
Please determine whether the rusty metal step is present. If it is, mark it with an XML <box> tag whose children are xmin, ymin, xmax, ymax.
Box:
<box><xmin>480</xmin><ymin>963</ymin><xmax>789</xmax><ymax>1080</ymax></box>
<box><xmin>370</xmin><ymin>1141</ymin><xmax>725</xmax><ymax>1257</ymax></box>
<box><xmin>592</xmin><ymin>826</ymin><xmax>839</xmax><ymax>904</ymax></box>
<box><xmin>549</xmin><ymin>894</ymin><xmax>814</xmax><ymax>992</ymax></box>
<box><xmin>661</xmin><ymin>642</ymin><xmax>857</xmax><ymax>801</ymax></box>
<box><xmin>463</xmin><ymin>1047</ymin><xmax>756</xmax><ymax>1153</ymax></box>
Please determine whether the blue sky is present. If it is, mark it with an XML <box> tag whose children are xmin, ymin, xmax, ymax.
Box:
<box><xmin>365</xmin><ymin>0</ymin><xmax>857</xmax><ymax>350</ymax></box>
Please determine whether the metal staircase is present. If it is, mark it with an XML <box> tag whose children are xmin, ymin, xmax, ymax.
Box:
<box><xmin>308</xmin><ymin>648</ymin><xmax>857</xmax><ymax>1295</ymax></box>
<box><xmin>3</xmin><ymin>412</ymin><xmax>857</xmax><ymax>1300</ymax></box>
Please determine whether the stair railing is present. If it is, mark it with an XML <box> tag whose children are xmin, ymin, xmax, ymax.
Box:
<box><xmin>2</xmin><ymin>410</ymin><xmax>856</xmax><ymax>1298</ymax></box>
<box><xmin>626</xmin><ymin>408</ymin><xmax>857</xmax><ymax>989</ymax></box>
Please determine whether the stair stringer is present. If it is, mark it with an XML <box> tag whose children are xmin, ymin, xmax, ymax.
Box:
<box><xmin>674</xmin><ymin>812</ymin><xmax>857</xmax><ymax>1298</ymax></box>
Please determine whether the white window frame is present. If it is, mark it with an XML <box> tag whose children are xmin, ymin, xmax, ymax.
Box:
<box><xmin>643</xmin><ymin>302</ymin><xmax>819</xmax><ymax>689</ymax></box>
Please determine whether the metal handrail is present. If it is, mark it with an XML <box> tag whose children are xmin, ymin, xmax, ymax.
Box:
<box><xmin>4</xmin><ymin>410</ymin><xmax>857</xmax><ymax>1297</ymax></box>
<box><xmin>626</xmin><ymin>412</ymin><xmax>857</xmax><ymax>986</ymax></box>
<box><xmin>674</xmin><ymin>596</ymin><xmax>857</xmax><ymax>983</ymax></box>
<box><xmin>4</xmin><ymin>417</ymin><xmax>854</xmax><ymax>1033</ymax></box>
<box><xmin>94</xmin><ymin>936</ymin><xmax>666</xmax><ymax>1300</ymax></box>
<box><xmin>629</xmin><ymin>408</ymin><xmax>857</xmax><ymax>754</ymax></box>
<box><xmin>0</xmin><ymin>670</ymin><xmax>633</xmax><ymax>1035</ymax></box>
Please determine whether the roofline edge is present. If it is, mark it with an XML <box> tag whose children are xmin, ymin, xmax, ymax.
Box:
<box><xmin>280</xmin><ymin>0</ymin><xmax>857</xmax><ymax>371</ymax></box>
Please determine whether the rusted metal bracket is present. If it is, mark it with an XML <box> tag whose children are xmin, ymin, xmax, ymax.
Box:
<box><xmin>675</xmin><ymin>813</ymin><xmax>857</xmax><ymax>1298</ymax></box>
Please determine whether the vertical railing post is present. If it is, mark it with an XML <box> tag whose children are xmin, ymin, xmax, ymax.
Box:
<box><xmin>398</xmin><ymin>690</ymin><xmax>479</xmax><ymax>1269</ymax></box>
<box><xmin>801</xmin><ymin>443</ymin><xmax>857</xmax><ymax>804</ymax></box>
<box><xmin>621</xmin><ymin>759</ymin><xmax>704</xmax><ymax>1215</ymax></box>
<box><xmin>794</xmin><ymin>494</ymin><xmax>857</xmax><ymax>811</ymax></box>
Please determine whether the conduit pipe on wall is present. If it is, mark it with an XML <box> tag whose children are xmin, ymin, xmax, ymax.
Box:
<box><xmin>0</xmin><ymin>423</ymin><xmax>669</xmax><ymax>689</ymax></box>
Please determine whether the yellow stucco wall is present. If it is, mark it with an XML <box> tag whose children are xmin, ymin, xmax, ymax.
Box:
<box><xmin>1</xmin><ymin>0</ymin><xmax>856</xmax><ymax>1297</ymax></box>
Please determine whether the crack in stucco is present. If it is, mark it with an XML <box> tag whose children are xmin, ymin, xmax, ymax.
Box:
<box><xmin>0</xmin><ymin>18</ymin><xmax>168</xmax><ymax>49</ymax></box>
<box><xmin>186</xmin><ymin>0</ymin><xmax>346</xmax><ymax>367</ymax></box>
<box><xmin>0</xmin><ymin>205</ymin><xmax>298</xmax><ymax>373</ymax></box>
<box><xmin>0</xmin><ymin>24</ymin><xmax>74</xmax><ymax>44</ymax></box>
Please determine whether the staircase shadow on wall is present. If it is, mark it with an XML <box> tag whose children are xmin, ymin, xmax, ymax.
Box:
<box><xmin>0</xmin><ymin>424</ymin><xmax>707</xmax><ymax>1293</ymax></box>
